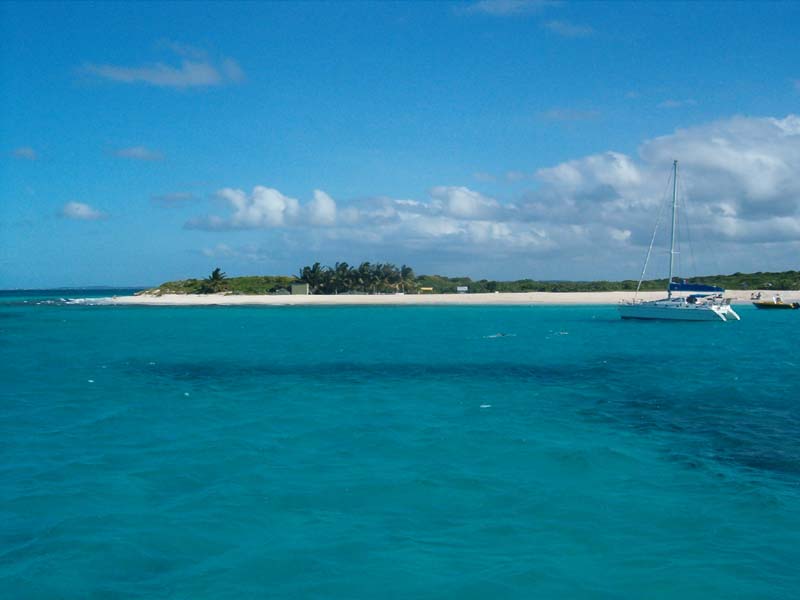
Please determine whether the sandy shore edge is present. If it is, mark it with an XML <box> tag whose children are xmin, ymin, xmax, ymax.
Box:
<box><xmin>99</xmin><ymin>290</ymin><xmax>787</xmax><ymax>306</ymax></box>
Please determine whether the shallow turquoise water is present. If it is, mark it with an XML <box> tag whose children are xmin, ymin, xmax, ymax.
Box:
<box><xmin>2</xmin><ymin>293</ymin><xmax>799</xmax><ymax>598</ymax></box>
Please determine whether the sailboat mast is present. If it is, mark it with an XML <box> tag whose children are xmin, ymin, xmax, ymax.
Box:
<box><xmin>667</xmin><ymin>160</ymin><xmax>678</xmax><ymax>298</ymax></box>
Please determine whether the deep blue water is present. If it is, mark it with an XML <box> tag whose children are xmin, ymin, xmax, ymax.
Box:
<box><xmin>1</xmin><ymin>291</ymin><xmax>799</xmax><ymax>598</ymax></box>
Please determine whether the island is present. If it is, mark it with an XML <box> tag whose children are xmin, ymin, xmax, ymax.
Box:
<box><xmin>100</xmin><ymin>265</ymin><xmax>800</xmax><ymax>306</ymax></box>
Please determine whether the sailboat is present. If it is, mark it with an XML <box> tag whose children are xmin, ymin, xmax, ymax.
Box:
<box><xmin>618</xmin><ymin>160</ymin><xmax>740</xmax><ymax>322</ymax></box>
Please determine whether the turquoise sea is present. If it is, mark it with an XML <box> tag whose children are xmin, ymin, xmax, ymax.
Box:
<box><xmin>2</xmin><ymin>290</ymin><xmax>799</xmax><ymax>598</ymax></box>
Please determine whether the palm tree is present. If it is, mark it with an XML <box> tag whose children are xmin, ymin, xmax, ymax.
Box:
<box><xmin>357</xmin><ymin>262</ymin><xmax>373</xmax><ymax>293</ymax></box>
<box><xmin>298</xmin><ymin>262</ymin><xmax>326</xmax><ymax>294</ymax></box>
<box><xmin>319</xmin><ymin>267</ymin><xmax>335</xmax><ymax>294</ymax></box>
<box><xmin>297</xmin><ymin>260</ymin><xmax>417</xmax><ymax>294</ymax></box>
<box><xmin>380</xmin><ymin>263</ymin><xmax>400</xmax><ymax>293</ymax></box>
<box><xmin>201</xmin><ymin>267</ymin><xmax>227</xmax><ymax>293</ymax></box>
<box><xmin>400</xmin><ymin>264</ymin><xmax>416</xmax><ymax>293</ymax></box>
<box><xmin>332</xmin><ymin>262</ymin><xmax>352</xmax><ymax>294</ymax></box>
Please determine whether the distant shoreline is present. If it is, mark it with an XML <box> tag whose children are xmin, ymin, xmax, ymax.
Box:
<box><xmin>100</xmin><ymin>290</ymin><xmax>785</xmax><ymax>307</ymax></box>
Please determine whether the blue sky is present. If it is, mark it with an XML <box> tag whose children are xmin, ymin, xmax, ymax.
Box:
<box><xmin>2</xmin><ymin>1</ymin><xmax>799</xmax><ymax>287</ymax></box>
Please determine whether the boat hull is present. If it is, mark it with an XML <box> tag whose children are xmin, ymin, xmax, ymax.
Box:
<box><xmin>618</xmin><ymin>302</ymin><xmax>738</xmax><ymax>321</ymax></box>
<box><xmin>753</xmin><ymin>302</ymin><xmax>799</xmax><ymax>310</ymax></box>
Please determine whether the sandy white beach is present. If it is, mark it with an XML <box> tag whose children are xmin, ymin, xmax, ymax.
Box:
<box><xmin>103</xmin><ymin>290</ymin><xmax>785</xmax><ymax>307</ymax></box>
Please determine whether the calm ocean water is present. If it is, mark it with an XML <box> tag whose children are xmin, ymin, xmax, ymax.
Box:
<box><xmin>2</xmin><ymin>290</ymin><xmax>798</xmax><ymax>598</ymax></box>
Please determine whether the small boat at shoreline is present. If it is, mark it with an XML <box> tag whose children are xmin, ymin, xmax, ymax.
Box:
<box><xmin>618</xmin><ymin>160</ymin><xmax>740</xmax><ymax>322</ymax></box>
<box><xmin>753</xmin><ymin>298</ymin><xmax>799</xmax><ymax>310</ymax></box>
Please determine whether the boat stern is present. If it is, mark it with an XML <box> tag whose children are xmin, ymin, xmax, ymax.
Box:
<box><xmin>712</xmin><ymin>304</ymin><xmax>740</xmax><ymax>321</ymax></box>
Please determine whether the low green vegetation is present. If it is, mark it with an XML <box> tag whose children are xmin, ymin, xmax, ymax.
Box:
<box><xmin>148</xmin><ymin>272</ymin><xmax>296</xmax><ymax>296</ymax></box>
<box><xmin>693</xmin><ymin>270</ymin><xmax>800</xmax><ymax>291</ymax></box>
<box><xmin>415</xmin><ymin>271</ymin><xmax>800</xmax><ymax>293</ymax></box>
<box><xmin>145</xmin><ymin>267</ymin><xmax>800</xmax><ymax>295</ymax></box>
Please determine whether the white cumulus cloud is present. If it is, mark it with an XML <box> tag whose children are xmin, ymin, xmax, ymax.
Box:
<box><xmin>183</xmin><ymin>114</ymin><xmax>800</xmax><ymax>279</ymax></box>
<box><xmin>640</xmin><ymin>115</ymin><xmax>800</xmax><ymax>213</ymax></box>
<box><xmin>308</xmin><ymin>190</ymin><xmax>337</xmax><ymax>226</ymax></box>
<box><xmin>537</xmin><ymin>151</ymin><xmax>642</xmax><ymax>190</ymax></box>
<box><xmin>521</xmin><ymin>114</ymin><xmax>800</xmax><ymax>276</ymax></box>
<box><xmin>223</xmin><ymin>186</ymin><xmax>300</xmax><ymax>228</ymax></box>
<box><xmin>187</xmin><ymin>187</ymin><xmax>301</xmax><ymax>230</ymax></box>
<box><xmin>186</xmin><ymin>184</ymin><xmax>543</xmax><ymax>254</ymax></box>
<box><xmin>60</xmin><ymin>202</ymin><xmax>105</xmax><ymax>220</ymax></box>
<box><xmin>430</xmin><ymin>186</ymin><xmax>501</xmax><ymax>219</ymax></box>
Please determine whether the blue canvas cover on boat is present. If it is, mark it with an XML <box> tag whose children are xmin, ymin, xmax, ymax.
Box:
<box><xmin>669</xmin><ymin>282</ymin><xmax>724</xmax><ymax>293</ymax></box>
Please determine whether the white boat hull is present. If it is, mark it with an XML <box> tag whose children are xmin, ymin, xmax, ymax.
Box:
<box><xmin>618</xmin><ymin>300</ymin><xmax>740</xmax><ymax>322</ymax></box>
